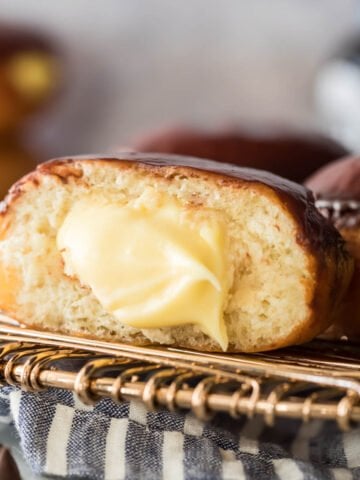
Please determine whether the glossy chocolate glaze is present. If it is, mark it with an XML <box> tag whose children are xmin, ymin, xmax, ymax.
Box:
<box><xmin>132</xmin><ymin>127</ymin><xmax>348</xmax><ymax>182</ymax></box>
<box><xmin>38</xmin><ymin>152</ymin><xmax>347</xmax><ymax>258</ymax></box>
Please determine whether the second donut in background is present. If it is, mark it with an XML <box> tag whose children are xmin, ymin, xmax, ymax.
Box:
<box><xmin>131</xmin><ymin>126</ymin><xmax>348</xmax><ymax>183</ymax></box>
<box><xmin>305</xmin><ymin>156</ymin><xmax>360</xmax><ymax>341</ymax></box>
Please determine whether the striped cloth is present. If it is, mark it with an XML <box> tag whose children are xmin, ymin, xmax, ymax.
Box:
<box><xmin>0</xmin><ymin>386</ymin><xmax>359</xmax><ymax>480</ymax></box>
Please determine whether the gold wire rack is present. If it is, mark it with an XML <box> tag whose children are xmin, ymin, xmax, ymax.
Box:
<box><xmin>0</xmin><ymin>317</ymin><xmax>359</xmax><ymax>430</ymax></box>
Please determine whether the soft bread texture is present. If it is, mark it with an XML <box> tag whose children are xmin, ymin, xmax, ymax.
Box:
<box><xmin>0</xmin><ymin>153</ymin><xmax>353</xmax><ymax>352</ymax></box>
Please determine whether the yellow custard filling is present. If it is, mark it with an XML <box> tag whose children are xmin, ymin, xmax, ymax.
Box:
<box><xmin>57</xmin><ymin>193</ymin><xmax>230</xmax><ymax>349</ymax></box>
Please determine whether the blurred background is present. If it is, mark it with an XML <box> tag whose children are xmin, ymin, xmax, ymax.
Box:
<box><xmin>0</xmin><ymin>0</ymin><xmax>359</xmax><ymax>194</ymax></box>
<box><xmin>0</xmin><ymin>3</ymin><xmax>359</xmax><ymax>477</ymax></box>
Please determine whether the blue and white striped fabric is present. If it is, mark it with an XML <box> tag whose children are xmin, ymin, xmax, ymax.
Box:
<box><xmin>0</xmin><ymin>386</ymin><xmax>359</xmax><ymax>479</ymax></box>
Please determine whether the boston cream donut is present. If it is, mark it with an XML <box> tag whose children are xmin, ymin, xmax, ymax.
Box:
<box><xmin>0</xmin><ymin>154</ymin><xmax>353</xmax><ymax>352</ymax></box>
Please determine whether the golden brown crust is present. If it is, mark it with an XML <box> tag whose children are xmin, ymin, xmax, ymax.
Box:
<box><xmin>0</xmin><ymin>153</ymin><xmax>354</xmax><ymax>351</ymax></box>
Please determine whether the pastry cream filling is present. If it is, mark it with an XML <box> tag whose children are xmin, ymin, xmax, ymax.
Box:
<box><xmin>57</xmin><ymin>193</ymin><xmax>229</xmax><ymax>350</ymax></box>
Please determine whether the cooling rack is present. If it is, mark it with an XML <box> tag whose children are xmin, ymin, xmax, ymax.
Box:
<box><xmin>0</xmin><ymin>316</ymin><xmax>359</xmax><ymax>430</ymax></box>
<box><xmin>316</xmin><ymin>198</ymin><xmax>360</xmax><ymax>227</ymax></box>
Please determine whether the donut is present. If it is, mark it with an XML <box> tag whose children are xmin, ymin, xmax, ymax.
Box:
<box><xmin>0</xmin><ymin>153</ymin><xmax>352</xmax><ymax>352</ymax></box>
